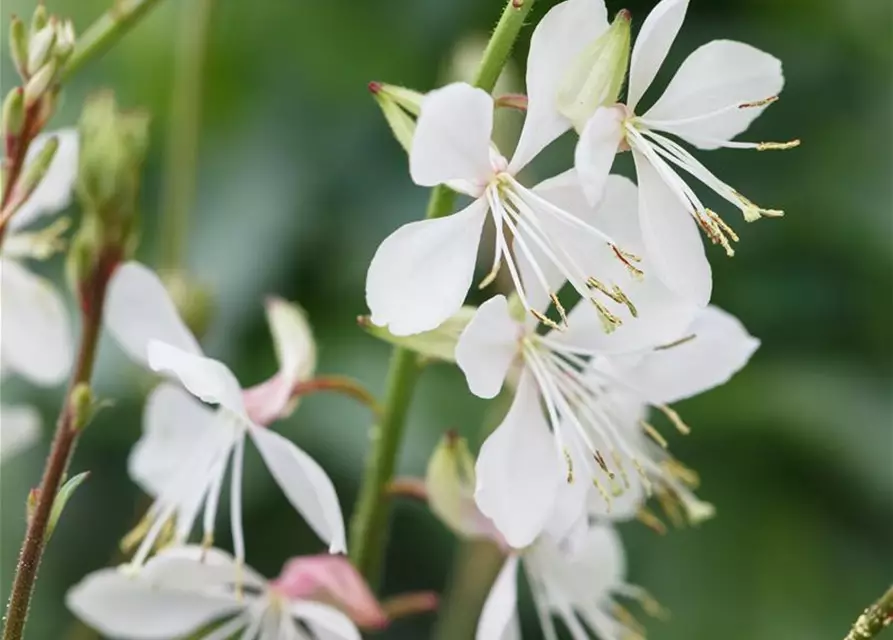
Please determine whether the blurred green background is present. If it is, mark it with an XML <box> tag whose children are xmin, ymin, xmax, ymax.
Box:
<box><xmin>1</xmin><ymin>0</ymin><xmax>891</xmax><ymax>638</ymax></box>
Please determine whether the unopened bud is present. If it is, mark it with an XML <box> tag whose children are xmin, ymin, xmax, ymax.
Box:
<box><xmin>30</xmin><ymin>5</ymin><xmax>49</xmax><ymax>38</ymax></box>
<box><xmin>162</xmin><ymin>271</ymin><xmax>216</xmax><ymax>340</ymax></box>
<box><xmin>69</xmin><ymin>383</ymin><xmax>94</xmax><ymax>431</ymax></box>
<box><xmin>370</xmin><ymin>83</ymin><xmax>423</xmax><ymax>154</ymax></box>
<box><xmin>557</xmin><ymin>9</ymin><xmax>631</xmax><ymax>131</ymax></box>
<box><xmin>10</xmin><ymin>17</ymin><xmax>29</xmax><ymax>77</ymax></box>
<box><xmin>27</xmin><ymin>23</ymin><xmax>56</xmax><ymax>76</ymax></box>
<box><xmin>361</xmin><ymin>305</ymin><xmax>475</xmax><ymax>362</ymax></box>
<box><xmin>76</xmin><ymin>91</ymin><xmax>150</xmax><ymax>253</ymax></box>
<box><xmin>425</xmin><ymin>432</ymin><xmax>481</xmax><ymax>538</ymax></box>
<box><xmin>3</xmin><ymin>88</ymin><xmax>26</xmax><ymax>139</ymax></box>
<box><xmin>23</xmin><ymin>59</ymin><xmax>57</xmax><ymax>107</ymax></box>
<box><xmin>53</xmin><ymin>20</ymin><xmax>76</xmax><ymax>64</ymax></box>
<box><xmin>18</xmin><ymin>134</ymin><xmax>59</xmax><ymax>200</ymax></box>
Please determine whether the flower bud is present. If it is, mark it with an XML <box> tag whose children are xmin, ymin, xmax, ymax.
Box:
<box><xmin>23</xmin><ymin>59</ymin><xmax>57</xmax><ymax>108</ymax></box>
<box><xmin>359</xmin><ymin>305</ymin><xmax>475</xmax><ymax>362</ymax></box>
<box><xmin>27</xmin><ymin>23</ymin><xmax>56</xmax><ymax>76</ymax></box>
<box><xmin>556</xmin><ymin>9</ymin><xmax>631</xmax><ymax>131</ymax></box>
<box><xmin>30</xmin><ymin>5</ymin><xmax>49</xmax><ymax>38</ymax></box>
<box><xmin>2</xmin><ymin>88</ymin><xmax>26</xmax><ymax>139</ymax></box>
<box><xmin>369</xmin><ymin>82</ymin><xmax>422</xmax><ymax>154</ymax></box>
<box><xmin>18</xmin><ymin>134</ymin><xmax>59</xmax><ymax>201</ymax></box>
<box><xmin>53</xmin><ymin>20</ymin><xmax>76</xmax><ymax>64</ymax></box>
<box><xmin>10</xmin><ymin>16</ymin><xmax>29</xmax><ymax>77</ymax></box>
<box><xmin>75</xmin><ymin>91</ymin><xmax>150</xmax><ymax>252</ymax></box>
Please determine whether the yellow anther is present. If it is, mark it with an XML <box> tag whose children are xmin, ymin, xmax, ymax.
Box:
<box><xmin>658</xmin><ymin>405</ymin><xmax>690</xmax><ymax>435</ymax></box>
<box><xmin>656</xmin><ymin>489</ymin><xmax>686</xmax><ymax>528</ymax></box>
<box><xmin>636</xmin><ymin>507</ymin><xmax>668</xmax><ymax>535</ymax></box>
<box><xmin>632</xmin><ymin>458</ymin><xmax>652</xmax><ymax>496</ymax></box>
<box><xmin>641</xmin><ymin>420</ymin><xmax>668</xmax><ymax>449</ymax></box>
<box><xmin>739</xmin><ymin>96</ymin><xmax>778</xmax><ymax>109</ymax></box>
<box><xmin>757</xmin><ymin>139</ymin><xmax>800</xmax><ymax>151</ymax></box>
<box><xmin>550</xmin><ymin>292</ymin><xmax>569</xmax><ymax>328</ymax></box>
<box><xmin>587</xmin><ymin>277</ymin><xmax>638</xmax><ymax>318</ymax></box>
<box><xmin>611</xmin><ymin>244</ymin><xmax>644</xmax><ymax>279</ymax></box>
<box><xmin>594</xmin><ymin>449</ymin><xmax>615</xmax><ymax>479</ymax></box>
<box><xmin>531</xmin><ymin>309</ymin><xmax>564</xmax><ymax>332</ymax></box>
<box><xmin>592</xmin><ymin>477</ymin><xmax>613</xmax><ymax>512</ymax></box>
<box><xmin>477</xmin><ymin>266</ymin><xmax>500</xmax><ymax>290</ymax></box>
<box><xmin>663</xmin><ymin>458</ymin><xmax>700</xmax><ymax>488</ymax></box>
<box><xmin>592</xmin><ymin>298</ymin><xmax>623</xmax><ymax>333</ymax></box>
<box><xmin>612</xmin><ymin>450</ymin><xmax>631</xmax><ymax>488</ymax></box>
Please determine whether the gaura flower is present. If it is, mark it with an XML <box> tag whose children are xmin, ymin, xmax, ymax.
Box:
<box><xmin>67</xmin><ymin>546</ymin><xmax>363</xmax><ymax>640</ymax></box>
<box><xmin>105</xmin><ymin>262</ymin><xmax>344</xmax><ymax>567</ymax></box>
<box><xmin>419</xmin><ymin>436</ymin><xmax>651</xmax><ymax>640</ymax></box>
<box><xmin>0</xmin><ymin>130</ymin><xmax>78</xmax><ymax>388</ymax></box>
<box><xmin>528</xmin><ymin>0</ymin><xmax>796</xmax><ymax>305</ymax></box>
<box><xmin>453</xmin><ymin>176</ymin><xmax>758</xmax><ymax>547</ymax></box>
<box><xmin>366</xmin><ymin>82</ymin><xmax>639</xmax><ymax>337</ymax></box>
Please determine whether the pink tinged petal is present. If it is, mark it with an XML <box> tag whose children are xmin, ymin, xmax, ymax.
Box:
<box><xmin>538</xmin><ymin>173</ymin><xmax>700</xmax><ymax>352</ymax></box>
<box><xmin>274</xmin><ymin>555</ymin><xmax>386</xmax><ymax>629</ymax></box>
<box><xmin>574</xmin><ymin>106</ymin><xmax>624</xmax><ymax>205</ymax></box>
<box><xmin>147</xmin><ymin>341</ymin><xmax>245</xmax><ymax>415</ymax></box>
<box><xmin>617</xmin><ymin>305</ymin><xmax>760</xmax><ymax>404</ymax></box>
<box><xmin>633</xmin><ymin>151</ymin><xmax>711</xmax><ymax>307</ymax></box>
<box><xmin>291</xmin><ymin>601</ymin><xmax>362</xmax><ymax>640</ymax></box>
<box><xmin>475</xmin><ymin>555</ymin><xmax>521</xmax><ymax>640</ymax></box>
<box><xmin>0</xmin><ymin>258</ymin><xmax>72</xmax><ymax>385</ymax></box>
<box><xmin>366</xmin><ymin>197</ymin><xmax>489</xmax><ymax>337</ymax></box>
<box><xmin>105</xmin><ymin>261</ymin><xmax>202</xmax><ymax>367</ymax></box>
<box><xmin>248</xmin><ymin>425</ymin><xmax>347</xmax><ymax>553</ymax></box>
<box><xmin>130</xmin><ymin>383</ymin><xmax>220</xmax><ymax>497</ymax></box>
<box><xmin>243</xmin><ymin>298</ymin><xmax>318</xmax><ymax>425</ymax></box>
<box><xmin>510</xmin><ymin>0</ymin><xmax>608</xmax><ymax>172</ymax></box>
<box><xmin>409</xmin><ymin>83</ymin><xmax>494</xmax><ymax>187</ymax></box>
<box><xmin>643</xmin><ymin>40</ymin><xmax>784</xmax><ymax>148</ymax></box>
<box><xmin>627</xmin><ymin>0</ymin><xmax>690</xmax><ymax>111</ymax></box>
<box><xmin>0</xmin><ymin>404</ymin><xmax>40</xmax><ymax>461</ymax></box>
<box><xmin>455</xmin><ymin>295</ymin><xmax>522</xmax><ymax>399</ymax></box>
<box><xmin>474</xmin><ymin>372</ymin><xmax>563</xmax><ymax>549</ymax></box>
<box><xmin>9</xmin><ymin>129</ymin><xmax>79</xmax><ymax>231</ymax></box>
<box><xmin>65</xmin><ymin>567</ymin><xmax>242</xmax><ymax>640</ymax></box>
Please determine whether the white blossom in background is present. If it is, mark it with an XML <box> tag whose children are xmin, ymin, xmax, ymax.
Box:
<box><xmin>104</xmin><ymin>262</ymin><xmax>345</xmax><ymax>567</ymax></box>
<box><xmin>526</xmin><ymin>0</ymin><xmax>795</xmax><ymax>306</ymax></box>
<box><xmin>67</xmin><ymin>546</ymin><xmax>362</xmax><ymax>640</ymax></box>
<box><xmin>421</xmin><ymin>434</ymin><xmax>646</xmax><ymax>640</ymax></box>
<box><xmin>0</xmin><ymin>130</ymin><xmax>78</xmax><ymax>461</ymax></box>
<box><xmin>366</xmin><ymin>81</ymin><xmax>642</xmax><ymax>338</ymax></box>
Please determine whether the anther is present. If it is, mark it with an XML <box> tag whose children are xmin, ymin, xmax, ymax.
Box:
<box><xmin>739</xmin><ymin>96</ymin><xmax>778</xmax><ymax>109</ymax></box>
<box><xmin>636</xmin><ymin>507</ymin><xmax>667</xmax><ymax>535</ymax></box>
<box><xmin>632</xmin><ymin>458</ymin><xmax>652</xmax><ymax>496</ymax></box>
<box><xmin>564</xmin><ymin>448</ymin><xmax>574</xmax><ymax>483</ymax></box>
<box><xmin>757</xmin><ymin>139</ymin><xmax>800</xmax><ymax>151</ymax></box>
<box><xmin>611</xmin><ymin>244</ymin><xmax>644</xmax><ymax>279</ymax></box>
<box><xmin>592</xmin><ymin>298</ymin><xmax>622</xmax><ymax>333</ymax></box>
<box><xmin>654</xmin><ymin>333</ymin><xmax>696</xmax><ymax>351</ymax></box>
<box><xmin>641</xmin><ymin>420</ymin><xmax>668</xmax><ymax>449</ymax></box>
<box><xmin>594</xmin><ymin>449</ymin><xmax>614</xmax><ymax>479</ymax></box>
<box><xmin>658</xmin><ymin>405</ymin><xmax>690</xmax><ymax>435</ymax></box>
<box><xmin>550</xmin><ymin>292</ymin><xmax>569</xmax><ymax>328</ymax></box>
<box><xmin>477</xmin><ymin>265</ymin><xmax>500</xmax><ymax>290</ymax></box>
<box><xmin>593</xmin><ymin>477</ymin><xmax>613</xmax><ymax>512</ymax></box>
<box><xmin>587</xmin><ymin>278</ymin><xmax>638</xmax><ymax>317</ymax></box>
<box><xmin>531</xmin><ymin>309</ymin><xmax>564</xmax><ymax>332</ymax></box>
<box><xmin>612</xmin><ymin>450</ymin><xmax>631</xmax><ymax>488</ymax></box>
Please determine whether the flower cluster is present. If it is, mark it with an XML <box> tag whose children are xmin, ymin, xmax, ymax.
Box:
<box><xmin>0</xmin><ymin>0</ymin><xmax>796</xmax><ymax>638</ymax></box>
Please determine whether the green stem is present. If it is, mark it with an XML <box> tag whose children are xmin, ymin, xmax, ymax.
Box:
<box><xmin>61</xmin><ymin>0</ymin><xmax>168</xmax><ymax>82</ymax></box>
<box><xmin>845</xmin><ymin>586</ymin><xmax>893</xmax><ymax>640</ymax></box>
<box><xmin>159</xmin><ymin>0</ymin><xmax>214</xmax><ymax>272</ymax></box>
<box><xmin>348</xmin><ymin>0</ymin><xmax>536</xmax><ymax>585</ymax></box>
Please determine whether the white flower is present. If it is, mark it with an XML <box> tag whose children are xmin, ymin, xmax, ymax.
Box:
<box><xmin>105</xmin><ymin>262</ymin><xmax>345</xmax><ymax>567</ymax></box>
<box><xmin>366</xmin><ymin>81</ymin><xmax>639</xmax><ymax>337</ymax></box>
<box><xmin>527</xmin><ymin>0</ymin><xmax>795</xmax><ymax>306</ymax></box>
<box><xmin>0</xmin><ymin>130</ymin><xmax>78</xmax><ymax>387</ymax></box>
<box><xmin>67</xmin><ymin>545</ymin><xmax>361</xmax><ymax>640</ymax></box>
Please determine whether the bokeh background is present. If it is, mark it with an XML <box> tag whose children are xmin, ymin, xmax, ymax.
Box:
<box><xmin>1</xmin><ymin>0</ymin><xmax>891</xmax><ymax>638</ymax></box>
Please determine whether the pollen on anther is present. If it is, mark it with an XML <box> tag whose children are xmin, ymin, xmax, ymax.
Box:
<box><xmin>757</xmin><ymin>139</ymin><xmax>801</xmax><ymax>151</ymax></box>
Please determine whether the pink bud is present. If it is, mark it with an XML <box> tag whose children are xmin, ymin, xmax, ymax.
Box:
<box><xmin>242</xmin><ymin>373</ymin><xmax>293</xmax><ymax>427</ymax></box>
<box><xmin>271</xmin><ymin>555</ymin><xmax>389</xmax><ymax>630</ymax></box>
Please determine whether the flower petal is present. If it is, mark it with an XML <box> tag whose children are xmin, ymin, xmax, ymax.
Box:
<box><xmin>0</xmin><ymin>258</ymin><xmax>72</xmax><ymax>385</ymax></box>
<box><xmin>366</xmin><ymin>197</ymin><xmax>488</xmax><ymax>336</ymax></box>
<box><xmin>455</xmin><ymin>295</ymin><xmax>521</xmax><ymax>399</ymax></box>
<box><xmin>574</xmin><ymin>106</ymin><xmax>624</xmax><ymax>205</ymax></box>
<box><xmin>532</xmin><ymin>172</ymin><xmax>700</xmax><ymax>352</ymax></box>
<box><xmin>275</xmin><ymin>555</ymin><xmax>386</xmax><ymax>629</ymax></box>
<box><xmin>143</xmin><ymin>545</ymin><xmax>266</xmax><ymax>592</ymax></box>
<box><xmin>130</xmin><ymin>383</ymin><xmax>219</xmax><ymax>496</ymax></box>
<box><xmin>474</xmin><ymin>372</ymin><xmax>562</xmax><ymax>549</ymax></box>
<box><xmin>475</xmin><ymin>555</ymin><xmax>520</xmax><ymax>640</ymax></box>
<box><xmin>291</xmin><ymin>601</ymin><xmax>361</xmax><ymax>640</ymax></box>
<box><xmin>509</xmin><ymin>0</ymin><xmax>608</xmax><ymax>172</ymax></box>
<box><xmin>105</xmin><ymin>261</ymin><xmax>202</xmax><ymax>366</ymax></box>
<box><xmin>627</xmin><ymin>0</ymin><xmax>690</xmax><ymax>111</ymax></box>
<box><xmin>409</xmin><ymin>83</ymin><xmax>494</xmax><ymax>186</ymax></box>
<box><xmin>9</xmin><ymin>129</ymin><xmax>79</xmax><ymax>231</ymax></box>
<box><xmin>614</xmin><ymin>305</ymin><xmax>759</xmax><ymax>404</ymax></box>
<box><xmin>644</xmin><ymin>40</ymin><xmax>784</xmax><ymax>148</ymax></box>
<box><xmin>633</xmin><ymin>150</ymin><xmax>711</xmax><ymax>307</ymax></box>
<box><xmin>242</xmin><ymin>298</ymin><xmax>317</xmax><ymax>425</ymax></box>
<box><xmin>0</xmin><ymin>404</ymin><xmax>40</xmax><ymax>461</ymax></box>
<box><xmin>248</xmin><ymin>425</ymin><xmax>347</xmax><ymax>553</ymax></box>
<box><xmin>147</xmin><ymin>341</ymin><xmax>245</xmax><ymax>414</ymax></box>
<box><xmin>66</xmin><ymin>567</ymin><xmax>241</xmax><ymax>640</ymax></box>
